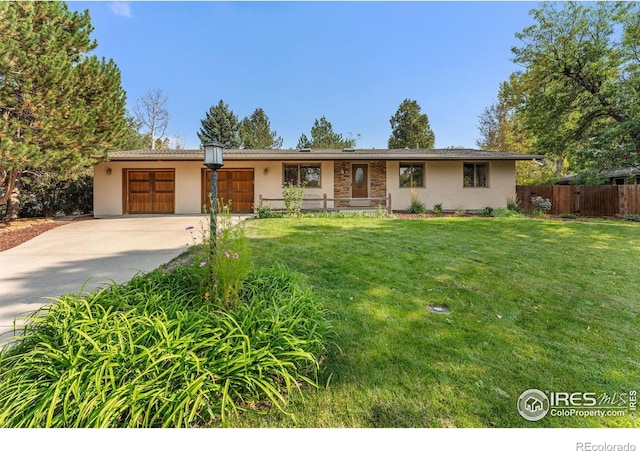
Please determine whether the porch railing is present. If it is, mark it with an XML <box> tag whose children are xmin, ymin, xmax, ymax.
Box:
<box><xmin>258</xmin><ymin>193</ymin><xmax>392</xmax><ymax>215</ymax></box>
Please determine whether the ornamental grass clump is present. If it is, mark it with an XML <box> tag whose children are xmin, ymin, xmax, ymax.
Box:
<box><xmin>0</xmin><ymin>265</ymin><xmax>333</xmax><ymax>427</ymax></box>
<box><xmin>407</xmin><ymin>188</ymin><xmax>427</xmax><ymax>214</ymax></box>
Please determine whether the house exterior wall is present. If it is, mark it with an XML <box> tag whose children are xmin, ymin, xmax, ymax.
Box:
<box><xmin>94</xmin><ymin>158</ymin><xmax>516</xmax><ymax>216</ymax></box>
<box><xmin>94</xmin><ymin>160</ymin><xmax>337</xmax><ymax>216</ymax></box>
<box><xmin>387</xmin><ymin>160</ymin><xmax>516</xmax><ymax>211</ymax></box>
<box><xmin>94</xmin><ymin>160</ymin><xmax>204</xmax><ymax>216</ymax></box>
<box><xmin>253</xmin><ymin>160</ymin><xmax>335</xmax><ymax>210</ymax></box>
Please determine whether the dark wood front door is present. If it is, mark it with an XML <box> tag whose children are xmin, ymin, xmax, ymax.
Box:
<box><xmin>126</xmin><ymin>170</ymin><xmax>175</xmax><ymax>214</ymax></box>
<box><xmin>351</xmin><ymin>164</ymin><xmax>368</xmax><ymax>199</ymax></box>
<box><xmin>202</xmin><ymin>169</ymin><xmax>254</xmax><ymax>213</ymax></box>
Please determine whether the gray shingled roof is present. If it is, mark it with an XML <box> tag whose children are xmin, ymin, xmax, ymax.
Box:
<box><xmin>106</xmin><ymin>148</ymin><xmax>542</xmax><ymax>161</ymax></box>
<box><xmin>557</xmin><ymin>167</ymin><xmax>640</xmax><ymax>183</ymax></box>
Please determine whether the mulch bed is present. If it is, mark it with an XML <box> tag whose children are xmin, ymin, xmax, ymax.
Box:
<box><xmin>393</xmin><ymin>212</ymin><xmax>477</xmax><ymax>219</ymax></box>
<box><xmin>0</xmin><ymin>216</ymin><xmax>94</xmax><ymax>252</ymax></box>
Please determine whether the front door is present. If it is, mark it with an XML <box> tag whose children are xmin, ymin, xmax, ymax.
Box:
<box><xmin>351</xmin><ymin>164</ymin><xmax>369</xmax><ymax>206</ymax></box>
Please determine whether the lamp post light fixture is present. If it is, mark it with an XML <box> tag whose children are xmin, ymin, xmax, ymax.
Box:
<box><xmin>203</xmin><ymin>140</ymin><xmax>224</xmax><ymax>237</ymax></box>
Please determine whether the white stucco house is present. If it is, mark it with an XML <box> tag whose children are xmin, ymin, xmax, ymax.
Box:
<box><xmin>93</xmin><ymin>148</ymin><xmax>539</xmax><ymax>217</ymax></box>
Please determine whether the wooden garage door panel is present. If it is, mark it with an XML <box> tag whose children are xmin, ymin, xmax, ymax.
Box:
<box><xmin>231</xmin><ymin>181</ymin><xmax>252</xmax><ymax>192</ymax></box>
<box><xmin>234</xmin><ymin>171</ymin><xmax>253</xmax><ymax>181</ymax></box>
<box><xmin>202</xmin><ymin>169</ymin><xmax>254</xmax><ymax>214</ymax></box>
<box><xmin>154</xmin><ymin>193</ymin><xmax>174</xmax><ymax>213</ymax></box>
<box><xmin>154</xmin><ymin>181</ymin><xmax>174</xmax><ymax>192</ymax></box>
<box><xmin>154</xmin><ymin>171</ymin><xmax>174</xmax><ymax>181</ymax></box>
<box><xmin>127</xmin><ymin>170</ymin><xmax>175</xmax><ymax>214</ymax></box>
<box><xmin>129</xmin><ymin>181</ymin><xmax>151</xmax><ymax>192</ymax></box>
<box><xmin>231</xmin><ymin>198</ymin><xmax>253</xmax><ymax>213</ymax></box>
<box><xmin>129</xmin><ymin>172</ymin><xmax>150</xmax><ymax>181</ymax></box>
<box><xmin>129</xmin><ymin>193</ymin><xmax>152</xmax><ymax>213</ymax></box>
<box><xmin>218</xmin><ymin>172</ymin><xmax>231</xmax><ymax>190</ymax></box>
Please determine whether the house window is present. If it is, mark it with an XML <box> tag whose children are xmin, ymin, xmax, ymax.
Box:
<box><xmin>463</xmin><ymin>162</ymin><xmax>488</xmax><ymax>188</ymax></box>
<box><xmin>613</xmin><ymin>177</ymin><xmax>626</xmax><ymax>185</ymax></box>
<box><xmin>283</xmin><ymin>163</ymin><xmax>321</xmax><ymax>188</ymax></box>
<box><xmin>399</xmin><ymin>163</ymin><xmax>425</xmax><ymax>188</ymax></box>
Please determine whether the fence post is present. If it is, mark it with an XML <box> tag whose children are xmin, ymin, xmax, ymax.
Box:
<box><xmin>387</xmin><ymin>193</ymin><xmax>392</xmax><ymax>215</ymax></box>
<box><xmin>323</xmin><ymin>193</ymin><xmax>327</xmax><ymax>212</ymax></box>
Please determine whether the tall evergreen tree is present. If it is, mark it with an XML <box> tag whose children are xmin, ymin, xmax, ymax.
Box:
<box><xmin>0</xmin><ymin>1</ymin><xmax>128</xmax><ymax>220</ymax></box>
<box><xmin>197</xmin><ymin>100</ymin><xmax>241</xmax><ymax>148</ymax></box>
<box><xmin>239</xmin><ymin>108</ymin><xmax>283</xmax><ymax>149</ymax></box>
<box><xmin>296</xmin><ymin>116</ymin><xmax>357</xmax><ymax>149</ymax></box>
<box><xmin>120</xmin><ymin>114</ymin><xmax>146</xmax><ymax>150</ymax></box>
<box><xmin>296</xmin><ymin>134</ymin><xmax>311</xmax><ymax>149</ymax></box>
<box><xmin>388</xmin><ymin>99</ymin><xmax>435</xmax><ymax>149</ymax></box>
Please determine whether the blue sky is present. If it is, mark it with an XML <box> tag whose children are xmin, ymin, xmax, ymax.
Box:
<box><xmin>69</xmin><ymin>1</ymin><xmax>538</xmax><ymax>150</ymax></box>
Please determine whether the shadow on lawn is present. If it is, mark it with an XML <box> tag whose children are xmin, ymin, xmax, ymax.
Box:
<box><xmin>244</xmin><ymin>217</ymin><xmax>640</xmax><ymax>427</ymax></box>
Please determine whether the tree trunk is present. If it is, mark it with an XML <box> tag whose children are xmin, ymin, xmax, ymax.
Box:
<box><xmin>5</xmin><ymin>172</ymin><xmax>21</xmax><ymax>222</ymax></box>
<box><xmin>555</xmin><ymin>157</ymin><xmax>564</xmax><ymax>177</ymax></box>
<box><xmin>151</xmin><ymin>116</ymin><xmax>156</xmax><ymax>150</ymax></box>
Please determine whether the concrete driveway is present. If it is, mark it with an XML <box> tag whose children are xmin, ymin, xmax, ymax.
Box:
<box><xmin>0</xmin><ymin>215</ymin><xmax>213</xmax><ymax>344</ymax></box>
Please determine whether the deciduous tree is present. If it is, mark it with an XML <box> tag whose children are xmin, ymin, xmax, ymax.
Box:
<box><xmin>134</xmin><ymin>88</ymin><xmax>169</xmax><ymax>150</ymax></box>
<box><xmin>476</xmin><ymin>78</ymin><xmax>558</xmax><ymax>185</ymax></box>
<box><xmin>388</xmin><ymin>99</ymin><xmax>435</xmax><ymax>149</ymax></box>
<box><xmin>510</xmin><ymin>1</ymin><xmax>640</xmax><ymax>178</ymax></box>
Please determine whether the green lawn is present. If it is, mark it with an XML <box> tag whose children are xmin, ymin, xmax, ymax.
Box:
<box><xmin>230</xmin><ymin>216</ymin><xmax>639</xmax><ymax>427</ymax></box>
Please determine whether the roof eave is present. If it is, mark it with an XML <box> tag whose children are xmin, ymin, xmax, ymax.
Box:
<box><xmin>104</xmin><ymin>149</ymin><xmax>544</xmax><ymax>162</ymax></box>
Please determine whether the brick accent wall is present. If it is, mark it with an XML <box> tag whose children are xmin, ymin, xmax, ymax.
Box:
<box><xmin>333</xmin><ymin>160</ymin><xmax>387</xmax><ymax>207</ymax></box>
<box><xmin>334</xmin><ymin>161</ymin><xmax>350</xmax><ymax>206</ymax></box>
<box><xmin>370</xmin><ymin>160</ymin><xmax>387</xmax><ymax>205</ymax></box>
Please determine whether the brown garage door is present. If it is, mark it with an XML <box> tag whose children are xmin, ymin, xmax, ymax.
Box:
<box><xmin>202</xmin><ymin>168</ymin><xmax>254</xmax><ymax>213</ymax></box>
<box><xmin>125</xmin><ymin>170</ymin><xmax>175</xmax><ymax>214</ymax></box>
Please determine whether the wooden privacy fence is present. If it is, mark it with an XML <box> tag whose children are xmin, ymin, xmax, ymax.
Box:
<box><xmin>516</xmin><ymin>185</ymin><xmax>640</xmax><ymax>216</ymax></box>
